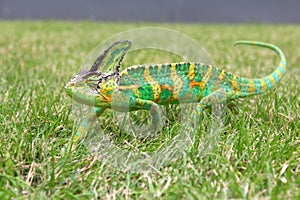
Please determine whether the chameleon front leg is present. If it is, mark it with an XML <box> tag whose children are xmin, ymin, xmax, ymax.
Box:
<box><xmin>132</xmin><ymin>98</ymin><xmax>163</xmax><ymax>136</ymax></box>
<box><xmin>73</xmin><ymin>107</ymin><xmax>106</xmax><ymax>144</ymax></box>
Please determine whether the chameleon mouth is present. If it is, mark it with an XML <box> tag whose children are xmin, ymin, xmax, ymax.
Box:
<box><xmin>64</xmin><ymin>86</ymin><xmax>73</xmax><ymax>97</ymax></box>
<box><xmin>68</xmin><ymin>92</ymin><xmax>98</xmax><ymax>106</ymax></box>
<box><xmin>65</xmin><ymin>82</ymin><xmax>75</xmax><ymax>89</ymax></box>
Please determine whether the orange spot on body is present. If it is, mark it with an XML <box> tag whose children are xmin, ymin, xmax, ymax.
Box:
<box><xmin>230</xmin><ymin>75</ymin><xmax>240</xmax><ymax>92</ymax></box>
<box><xmin>190</xmin><ymin>65</ymin><xmax>213</xmax><ymax>91</ymax></box>
<box><xmin>190</xmin><ymin>79</ymin><xmax>205</xmax><ymax>91</ymax></box>
<box><xmin>248</xmin><ymin>79</ymin><xmax>255</xmax><ymax>94</ymax></box>
<box><xmin>161</xmin><ymin>85</ymin><xmax>173</xmax><ymax>91</ymax></box>
<box><xmin>260</xmin><ymin>79</ymin><xmax>267</xmax><ymax>91</ymax></box>
<box><xmin>275</xmin><ymin>69</ymin><xmax>282</xmax><ymax>77</ymax></box>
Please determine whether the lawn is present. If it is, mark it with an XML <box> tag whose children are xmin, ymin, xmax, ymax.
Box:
<box><xmin>0</xmin><ymin>21</ymin><xmax>299</xmax><ymax>199</ymax></box>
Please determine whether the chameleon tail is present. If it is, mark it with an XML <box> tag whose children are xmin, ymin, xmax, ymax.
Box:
<box><xmin>234</xmin><ymin>41</ymin><xmax>287</xmax><ymax>96</ymax></box>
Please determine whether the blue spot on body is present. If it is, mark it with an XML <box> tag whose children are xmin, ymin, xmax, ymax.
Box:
<box><xmin>264</xmin><ymin>77</ymin><xmax>272</xmax><ymax>89</ymax></box>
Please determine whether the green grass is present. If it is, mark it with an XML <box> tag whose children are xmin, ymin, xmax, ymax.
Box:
<box><xmin>0</xmin><ymin>21</ymin><xmax>300</xmax><ymax>199</ymax></box>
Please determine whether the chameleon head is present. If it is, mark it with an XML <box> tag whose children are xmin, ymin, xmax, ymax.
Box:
<box><xmin>65</xmin><ymin>70</ymin><xmax>116</xmax><ymax>107</ymax></box>
<box><xmin>65</xmin><ymin>40</ymin><xmax>132</xmax><ymax>107</ymax></box>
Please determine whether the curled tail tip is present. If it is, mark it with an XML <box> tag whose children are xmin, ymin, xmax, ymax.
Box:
<box><xmin>234</xmin><ymin>40</ymin><xmax>280</xmax><ymax>50</ymax></box>
<box><xmin>234</xmin><ymin>40</ymin><xmax>259</xmax><ymax>46</ymax></box>
<box><xmin>234</xmin><ymin>40</ymin><xmax>287</xmax><ymax>66</ymax></box>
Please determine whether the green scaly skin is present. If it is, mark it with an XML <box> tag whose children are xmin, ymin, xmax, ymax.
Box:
<box><xmin>65</xmin><ymin>40</ymin><xmax>286</xmax><ymax>143</ymax></box>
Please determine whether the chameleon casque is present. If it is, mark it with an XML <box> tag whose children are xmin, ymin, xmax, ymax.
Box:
<box><xmin>65</xmin><ymin>40</ymin><xmax>286</xmax><ymax>143</ymax></box>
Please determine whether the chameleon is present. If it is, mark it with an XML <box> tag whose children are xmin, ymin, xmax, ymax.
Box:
<box><xmin>65</xmin><ymin>40</ymin><xmax>286</xmax><ymax>143</ymax></box>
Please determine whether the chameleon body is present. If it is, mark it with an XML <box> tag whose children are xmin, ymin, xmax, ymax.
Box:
<box><xmin>65</xmin><ymin>40</ymin><xmax>286</xmax><ymax>143</ymax></box>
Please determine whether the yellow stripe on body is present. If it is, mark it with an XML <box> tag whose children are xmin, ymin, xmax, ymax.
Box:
<box><xmin>187</xmin><ymin>63</ymin><xmax>195</xmax><ymax>80</ymax></box>
<box><xmin>157</xmin><ymin>64</ymin><xmax>162</xmax><ymax>71</ymax></box>
<box><xmin>119</xmin><ymin>85</ymin><xmax>139</xmax><ymax>90</ymax></box>
<box><xmin>279</xmin><ymin>62</ymin><xmax>286</xmax><ymax>70</ymax></box>
<box><xmin>170</xmin><ymin>63</ymin><xmax>183</xmax><ymax>100</ymax></box>
<box><xmin>120</xmin><ymin>70</ymin><xmax>129</xmax><ymax>76</ymax></box>
<box><xmin>267</xmin><ymin>74</ymin><xmax>276</xmax><ymax>85</ymax></box>
<box><xmin>199</xmin><ymin>65</ymin><xmax>213</xmax><ymax>91</ymax></box>
<box><xmin>218</xmin><ymin>70</ymin><xmax>225</xmax><ymax>81</ymax></box>
<box><xmin>144</xmin><ymin>66</ymin><xmax>161</xmax><ymax>101</ymax></box>
<box><xmin>275</xmin><ymin>68</ymin><xmax>283</xmax><ymax>77</ymax></box>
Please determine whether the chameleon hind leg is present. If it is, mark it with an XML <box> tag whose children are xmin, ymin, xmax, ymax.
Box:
<box><xmin>73</xmin><ymin>107</ymin><xmax>106</xmax><ymax>144</ymax></box>
<box><xmin>190</xmin><ymin>87</ymin><xmax>233</xmax><ymax>129</ymax></box>
<box><xmin>196</xmin><ymin>87</ymin><xmax>233</xmax><ymax>113</ymax></box>
<box><xmin>187</xmin><ymin>87</ymin><xmax>232</xmax><ymax>136</ymax></box>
